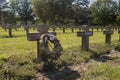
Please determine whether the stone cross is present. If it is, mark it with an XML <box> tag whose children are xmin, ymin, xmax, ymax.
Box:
<box><xmin>37</xmin><ymin>24</ymin><xmax>49</xmax><ymax>34</ymax></box>
<box><xmin>77</xmin><ymin>25</ymin><xmax>93</xmax><ymax>51</ymax></box>
<box><xmin>103</xmin><ymin>25</ymin><xmax>113</xmax><ymax>44</ymax></box>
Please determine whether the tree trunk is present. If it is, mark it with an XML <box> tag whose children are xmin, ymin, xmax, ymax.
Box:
<box><xmin>63</xmin><ymin>27</ymin><xmax>65</xmax><ymax>33</ymax></box>
<box><xmin>53</xmin><ymin>27</ymin><xmax>56</xmax><ymax>32</ymax></box>
<box><xmin>97</xmin><ymin>28</ymin><xmax>99</xmax><ymax>31</ymax></box>
<box><xmin>8</xmin><ymin>28</ymin><xmax>12</xmax><ymax>37</ymax></box>
<box><xmin>15</xmin><ymin>27</ymin><xmax>17</xmax><ymax>31</ymax></box>
<box><xmin>92</xmin><ymin>28</ymin><xmax>94</xmax><ymax>31</ymax></box>
<box><xmin>101</xmin><ymin>27</ymin><xmax>103</xmax><ymax>31</ymax></box>
<box><xmin>79</xmin><ymin>28</ymin><xmax>81</xmax><ymax>31</ymax></box>
<box><xmin>71</xmin><ymin>27</ymin><xmax>74</xmax><ymax>33</ymax></box>
<box><xmin>25</xmin><ymin>25</ymin><xmax>29</xmax><ymax>34</ymax></box>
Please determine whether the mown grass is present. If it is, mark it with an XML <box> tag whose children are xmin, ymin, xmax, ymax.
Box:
<box><xmin>85</xmin><ymin>62</ymin><xmax>120</xmax><ymax>80</ymax></box>
<box><xmin>0</xmin><ymin>27</ymin><xmax>120</xmax><ymax>79</ymax></box>
<box><xmin>0</xmin><ymin>27</ymin><xmax>119</xmax><ymax>58</ymax></box>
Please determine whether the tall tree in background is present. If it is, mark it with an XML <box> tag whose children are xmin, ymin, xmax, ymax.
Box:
<box><xmin>0</xmin><ymin>0</ymin><xmax>9</xmax><ymax>25</ymax></box>
<box><xmin>116</xmin><ymin>0</ymin><xmax>120</xmax><ymax>26</ymax></box>
<box><xmin>10</xmin><ymin>0</ymin><xmax>34</xmax><ymax>33</ymax></box>
<box><xmin>73</xmin><ymin>0</ymin><xmax>90</xmax><ymax>25</ymax></box>
<box><xmin>55</xmin><ymin>0</ymin><xmax>74</xmax><ymax>25</ymax></box>
<box><xmin>32</xmin><ymin>0</ymin><xmax>90</xmax><ymax>26</ymax></box>
<box><xmin>32</xmin><ymin>0</ymin><xmax>56</xmax><ymax>24</ymax></box>
<box><xmin>90</xmin><ymin>0</ymin><xmax>118</xmax><ymax>26</ymax></box>
<box><xmin>18</xmin><ymin>0</ymin><xmax>34</xmax><ymax>25</ymax></box>
<box><xmin>0</xmin><ymin>0</ymin><xmax>17</xmax><ymax>37</ymax></box>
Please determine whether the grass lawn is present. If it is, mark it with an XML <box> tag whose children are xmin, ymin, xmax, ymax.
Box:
<box><xmin>0</xmin><ymin>27</ymin><xmax>120</xmax><ymax>79</ymax></box>
<box><xmin>0</xmin><ymin>27</ymin><xmax>119</xmax><ymax>58</ymax></box>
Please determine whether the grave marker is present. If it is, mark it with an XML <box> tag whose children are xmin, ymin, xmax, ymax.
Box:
<box><xmin>103</xmin><ymin>26</ymin><xmax>113</xmax><ymax>44</ymax></box>
<box><xmin>27</xmin><ymin>24</ymin><xmax>56</xmax><ymax>62</ymax></box>
<box><xmin>37</xmin><ymin>24</ymin><xmax>49</xmax><ymax>34</ymax></box>
<box><xmin>27</xmin><ymin>32</ymin><xmax>42</xmax><ymax>62</ymax></box>
<box><xmin>77</xmin><ymin>25</ymin><xmax>93</xmax><ymax>51</ymax></box>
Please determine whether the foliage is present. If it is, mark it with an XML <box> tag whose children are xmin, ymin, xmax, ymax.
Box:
<box><xmin>73</xmin><ymin>0</ymin><xmax>90</xmax><ymax>25</ymax></box>
<box><xmin>32</xmin><ymin>0</ymin><xmax>90</xmax><ymax>25</ymax></box>
<box><xmin>116</xmin><ymin>15</ymin><xmax>120</xmax><ymax>25</ymax></box>
<box><xmin>10</xmin><ymin>0</ymin><xmax>34</xmax><ymax>25</ymax></box>
<box><xmin>0</xmin><ymin>0</ymin><xmax>9</xmax><ymax>25</ymax></box>
<box><xmin>90</xmin><ymin>0</ymin><xmax>118</xmax><ymax>26</ymax></box>
<box><xmin>2</xmin><ymin>11</ymin><xmax>17</xmax><ymax>25</ymax></box>
<box><xmin>32</xmin><ymin>0</ymin><xmax>52</xmax><ymax>24</ymax></box>
<box><xmin>116</xmin><ymin>1</ymin><xmax>120</xmax><ymax>25</ymax></box>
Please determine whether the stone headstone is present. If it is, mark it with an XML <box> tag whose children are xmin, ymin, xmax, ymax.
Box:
<box><xmin>27</xmin><ymin>32</ymin><xmax>41</xmax><ymax>41</ymax></box>
<box><xmin>82</xmin><ymin>25</ymin><xmax>89</xmax><ymax>32</ymax></box>
<box><xmin>105</xmin><ymin>25</ymin><xmax>112</xmax><ymax>31</ymax></box>
<box><xmin>77</xmin><ymin>31</ymin><xmax>93</xmax><ymax>37</ymax></box>
<box><xmin>77</xmin><ymin>25</ymin><xmax>93</xmax><ymax>51</ymax></box>
<box><xmin>37</xmin><ymin>24</ymin><xmax>49</xmax><ymax>34</ymax></box>
<box><xmin>103</xmin><ymin>25</ymin><xmax>113</xmax><ymax>44</ymax></box>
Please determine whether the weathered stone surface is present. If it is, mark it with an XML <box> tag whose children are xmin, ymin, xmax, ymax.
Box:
<box><xmin>37</xmin><ymin>24</ymin><xmax>49</xmax><ymax>34</ymax></box>
<box><xmin>77</xmin><ymin>27</ymin><xmax>93</xmax><ymax>51</ymax></box>
<box><xmin>27</xmin><ymin>32</ymin><xmax>41</xmax><ymax>41</ymax></box>
<box><xmin>103</xmin><ymin>27</ymin><xmax>113</xmax><ymax>44</ymax></box>
<box><xmin>103</xmin><ymin>30</ymin><xmax>113</xmax><ymax>35</ymax></box>
<box><xmin>77</xmin><ymin>31</ymin><xmax>93</xmax><ymax>37</ymax></box>
<box><xmin>81</xmin><ymin>25</ymin><xmax>89</xmax><ymax>32</ymax></box>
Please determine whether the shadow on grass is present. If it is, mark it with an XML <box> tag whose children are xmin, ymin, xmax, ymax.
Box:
<box><xmin>43</xmin><ymin>67</ymin><xmax>80</xmax><ymax>80</ymax></box>
<box><xmin>1</xmin><ymin>34</ymin><xmax>26</xmax><ymax>38</ymax></box>
<box><xmin>36</xmin><ymin>61</ymin><xmax>81</xmax><ymax>80</ymax></box>
<box><xmin>88</xmin><ymin>49</ymin><xmax>112</xmax><ymax>62</ymax></box>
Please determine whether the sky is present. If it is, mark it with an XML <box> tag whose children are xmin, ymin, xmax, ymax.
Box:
<box><xmin>90</xmin><ymin>0</ymin><xmax>97</xmax><ymax>5</ymax></box>
<box><xmin>90</xmin><ymin>0</ymin><xmax>119</xmax><ymax>5</ymax></box>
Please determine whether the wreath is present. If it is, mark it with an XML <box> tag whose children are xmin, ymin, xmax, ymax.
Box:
<box><xmin>39</xmin><ymin>33</ymin><xmax>63</xmax><ymax>62</ymax></box>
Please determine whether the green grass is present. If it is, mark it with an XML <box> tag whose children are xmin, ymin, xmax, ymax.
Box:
<box><xmin>0</xmin><ymin>27</ymin><xmax>119</xmax><ymax>58</ymax></box>
<box><xmin>0</xmin><ymin>27</ymin><xmax>120</xmax><ymax>79</ymax></box>
<box><xmin>85</xmin><ymin>63</ymin><xmax>120</xmax><ymax>80</ymax></box>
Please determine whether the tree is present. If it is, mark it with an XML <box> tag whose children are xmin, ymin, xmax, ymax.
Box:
<box><xmin>32</xmin><ymin>0</ymin><xmax>54</xmax><ymax>24</ymax></box>
<box><xmin>32</xmin><ymin>0</ymin><xmax>90</xmax><ymax>32</ymax></box>
<box><xmin>116</xmin><ymin>0</ymin><xmax>120</xmax><ymax>26</ymax></box>
<box><xmin>73</xmin><ymin>0</ymin><xmax>90</xmax><ymax>25</ymax></box>
<box><xmin>90</xmin><ymin>0</ymin><xmax>118</xmax><ymax>26</ymax></box>
<box><xmin>0</xmin><ymin>0</ymin><xmax>9</xmax><ymax>25</ymax></box>
<box><xmin>10</xmin><ymin>0</ymin><xmax>34</xmax><ymax>33</ymax></box>
<box><xmin>2</xmin><ymin>11</ymin><xmax>17</xmax><ymax>37</ymax></box>
<box><xmin>0</xmin><ymin>0</ymin><xmax>17</xmax><ymax>37</ymax></box>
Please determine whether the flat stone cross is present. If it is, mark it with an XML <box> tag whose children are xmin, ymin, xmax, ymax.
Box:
<box><xmin>37</xmin><ymin>24</ymin><xmax>49</xmax><ymax>34</ymax></box>
<box><xmin>82</xmin><ymin>25</ymin><xmax>89</xmax><ymax>32</ymax></box>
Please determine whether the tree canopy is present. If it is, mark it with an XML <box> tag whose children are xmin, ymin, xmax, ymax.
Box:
<box><xmin>0</xmin><ymin>0</ymin><xmax>120</xmax><ymax>28</ymax></box>
<box><xmin>32</xmin><ymin>0</ymin><xmax>90</xmax><ymax>25</ymax></box>
<box><xmin>10</xmin><ymin>0</ymin><xmax>34</xmax><ymax>25</ymax></box>
<box><xmin>90</xmin><ymin>0</ymin><xmax>118</xmax><ymax>26</ymax></box>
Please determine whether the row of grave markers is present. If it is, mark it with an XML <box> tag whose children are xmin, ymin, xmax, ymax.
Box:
<box><xmin>27</xmin><ymin>25</ymin><xmax>120</xmax><ymax>62</ymax></box>
<box><xmin>77</xmin><ymin>26</ymin><xmax>120</xmax><ymax>51</ymax></box>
